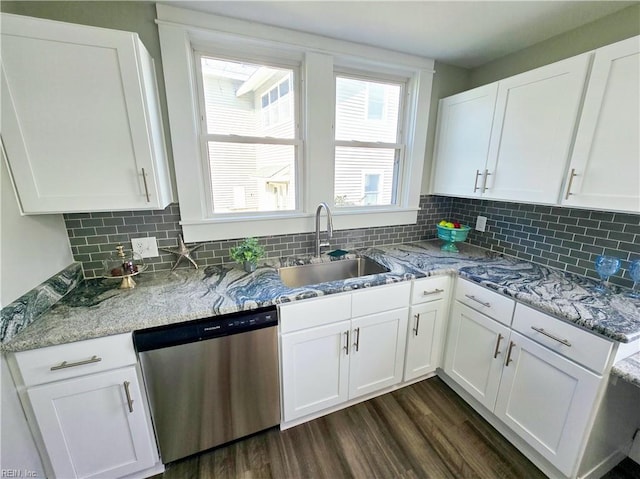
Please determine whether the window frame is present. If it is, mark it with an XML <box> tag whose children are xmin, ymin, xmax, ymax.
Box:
<box><xmin>193</xmin><ymin>52</ymin><xmax>302</xmax><ymax>217</ymax></box>
<box><xmin>156</xmin><ymin>4</ymin><xmax>434</xmax><ymax>242</ymax></box>
<box><xmin>334</xmin><ymin>71</ymin><xmax>406</xmax><ymax>210</ymax></box>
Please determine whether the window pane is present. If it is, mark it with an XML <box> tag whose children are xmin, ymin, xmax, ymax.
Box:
<box><xmin>335</xmin><ymin>77</ymin><xmax>401</xmax><ymax>142</ymax></box>
<box><xmin>208</xmin><ymin>142</ymin><xmax>296</xmax><ymax>213</ymax></box>
<box><xmin>201</xmin><ymin>57</ymin><xmax>294</xmax><ymax>138</ymax></box>
<box><xmin>334</xmin><ymin>146</ymin><xmax>397</xmax><ymax>207</ymax></box>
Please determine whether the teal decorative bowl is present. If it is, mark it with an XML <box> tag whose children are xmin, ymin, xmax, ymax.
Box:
<box><xmin>436</xmin><ymin>224</ymin><xmax>471</xmax><ymax>252</ymax></box>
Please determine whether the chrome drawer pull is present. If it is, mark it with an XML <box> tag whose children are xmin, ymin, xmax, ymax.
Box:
<box><xmin>423</xmin><ymin>288</ymin><xmax>444</xmax><ymax>296</ymax></box>
<box><xmin>531</xmin><ymin>326</ymin><xmax>572</xmax><ymax>347</ymax></box>
<box><xmin>481</xmin><ymin>169</ymin><xmax>491</xmax><ymax>193</ymax></box>
<box><xmin>123</xmin><ymin>381</ymin><xmax>134</xmax><ymax>413</ymax></box>
<box><xmin>50</xmin><ymin>355</ymin><xmax>102</xmax><ymax>371</ymax></box>
<box><xmin>473</xmin><ymin>170</ymin><xmax>482</xmax><ymax>192</ymax></box>
<box><xmin>353</xmin><ymin>327</ymin><xmax>360</xmax><ymax>352</ymax></box>
<box><xmin>565</xmin><ymin>168</ymin><xmax>577</xmax><ymax>200</ymax></box>
<box><xmin>343</xmin><ymin>331</ymin><xmax>350</xmax><ymax>355</ymax></box>
<box><xmin>141</xmin><ymin>168</ymin><xmax>150</xmax><ymax>202</ymax></box>
<box><xmin>493</xmin><ymin>333</ymin><xmax>503</xmax><ymax>359</ymax></box>
<box><xmin>413</xmin><ymin>314</ymin><xmax>421</xmax><ymax>336</ymax></box>
<box><xmin>505</xmin><ymin>341</ymin><xmax>516</xmax><ymax>366</ymax></box>
<box><xmin>464</xmin><ymin>294</ymin><xmax>491</xmax><ymax>308</ymax></box>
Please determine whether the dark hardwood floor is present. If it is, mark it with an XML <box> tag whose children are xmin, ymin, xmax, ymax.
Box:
<box><xmin>157</xmin><ymin>377</ymin><xmax>636</xmax><ymax>478</ymax></box>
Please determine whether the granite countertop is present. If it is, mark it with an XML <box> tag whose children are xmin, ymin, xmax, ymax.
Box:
<box><xmin>611</xmin><ymin>352</ymin><xmax>640</xmax><ymax>388</ymax></box>
<box><xmin>3</xmin><ymin>241</ymin><xmax>640</xmax><ymax>357</ymax></box>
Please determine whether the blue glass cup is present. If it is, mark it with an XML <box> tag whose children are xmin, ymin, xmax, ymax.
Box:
<box><xmin>627</xmin><ymin>259</ymin><xmax>640</xmax><ymax>298</ymax></box>
<box><xmin>593</xmin><ymin>255</ymin><xmax>621</xmax><ymax>295</ymax></box>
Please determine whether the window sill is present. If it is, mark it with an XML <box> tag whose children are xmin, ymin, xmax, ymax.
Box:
<box><xmin>180</xmin><ymin>208</ymin><xmax>419</xmax><ymax>242</ymax></box>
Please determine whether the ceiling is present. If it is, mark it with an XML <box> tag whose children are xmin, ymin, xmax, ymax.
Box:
<box><xmin>157</xmin><ymin>1</ymin><xmax>636</xmax><ymax>68</ymax></box>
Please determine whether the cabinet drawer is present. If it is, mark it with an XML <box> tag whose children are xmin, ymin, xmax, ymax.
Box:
<box><xmin>411</xmin><ymin>276</ymin><xmax>450</xmax><ymax>305</ymax></box>
<box><xmin>512</xmin><ymin>303</ymin><xmax>613</xmax><ymax>374</ymax></box>
<box><xmin>455</xmin><ymin>278</ymin><xmax>515</xmax><ymax>326</ymax></box>
<box><xmin>13</xmin><ymin>333</ymin><xmax>137</xmax><ymax>387</ymax></box>
<box><xmin>279</xmin><ymin>293</ymin><xmax>351</xmax><ymax>334</ymax></box>
<box><xmin>351</xmin><ymin>282</ymin><xmax>411</xmax><ymax>318</ymax></box>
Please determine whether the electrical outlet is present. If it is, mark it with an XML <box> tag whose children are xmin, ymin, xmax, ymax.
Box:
<box><xmin>475</xmin><ymin>216</ymin><xmax>488</xmax><ymax>232</ymax></box>
<box><xmin>132</xmin><ymin>237</ymin><xmax>159</xmax><ymax>258</ymax></box>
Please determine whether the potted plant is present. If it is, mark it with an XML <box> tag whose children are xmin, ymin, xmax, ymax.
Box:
<box><xmin>230</xmin><ymin>237</ymin><xmax>265</xmax><ymax>273</ymax></box>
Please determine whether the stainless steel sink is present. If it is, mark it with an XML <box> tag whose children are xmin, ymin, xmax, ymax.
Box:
<box><xmin>279</xmin><ymin>257</ymin><xmax>389</xmax><ymax>288</ymax></box>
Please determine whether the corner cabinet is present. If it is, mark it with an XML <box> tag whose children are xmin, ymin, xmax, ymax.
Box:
<box><xmin>432</xmin><ymin>53</ymin><xmax>590</xmax><ymax>204</ymax></box>
<box><xmin>562</xmin><ymin>35</ymin><xmax>640</xmax><ymax>212</ymax></box>
<box><xmin>279</xmin><ymin>282</ymin><xmax>410</xmax><ymax>424</ymax></box>
<box><xmin>7</xmin><ymin>334</ymin><xmax>161</xmax><ymax>479</ymax></box>
<box><xmin>444</xmin><ymin>279</ymin><xmax>613</xmax><ymax>478</ymax></box>
<box><xmin>0</xmin><ymin>13</ymin><xmax>172</xmax><ymax>214</ymax></box>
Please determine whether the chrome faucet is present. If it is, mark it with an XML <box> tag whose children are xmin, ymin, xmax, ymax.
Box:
<box><xmin>315</xmin><ymin>202</ymin><xmax>333</xmax><ymax>257</ymax></box>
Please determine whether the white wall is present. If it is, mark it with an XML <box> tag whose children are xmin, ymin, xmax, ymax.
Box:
<box><xmin>1</xmin><ymin>151</ymin><xmax>73</xmax><ymax>474</ymax></box>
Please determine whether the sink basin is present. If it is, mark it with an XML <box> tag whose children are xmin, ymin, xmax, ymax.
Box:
<box><xmin>279</xmin><ymin>257</ymin><xmax>390</xmax><ymax>288</ymax></box>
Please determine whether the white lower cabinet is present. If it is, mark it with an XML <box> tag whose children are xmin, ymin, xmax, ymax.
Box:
<box><xmin>279</xmin><ymin>282</ymin><xmax>411</xmax><ymax>423</ymax></box>
<box><xmin>8</xmin><ymin>333</ymin><xmax>160</xmax><ymax>479</ymax></box>
<box><xmin>444</xmin><ymin>301</ymin><xmax>511</xmax><ymax>410</ymax></box>
<box><xmin>444</xmin><ymin>279</ymin><xmax>612</xmax><ymax>478</ymax></box>
<box><xmin>280</xmin><ymin>320</ymin><xmax>350</xmax><ymax>420</ymax></box>
<box><xmin>494</xmin><ymin>331</ymin><xmax>601</xmax><ymax>477</ymax></box>
<box><xmin>27</xmin><ymin>366</ymin><xmax>157</xmax><ymax>479</ymax></box>
<box><xmin>403</xmin><ymin>276</ymin><xmax>451</xmax><ymax>381</ymax></box>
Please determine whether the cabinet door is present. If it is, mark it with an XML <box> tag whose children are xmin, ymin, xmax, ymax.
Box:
<box><xmin>349</xmin><ymin>308</ymin><xmax>408</xmax><ymax>399</ymax></box>
<box><xmin>485</xmin><ymin>53</ymin><xmax>591</xmax><ymax>203</ymax></box>
<box><xmin>444</xmin><ymin>301</ymin><xmax>510</xmax><ymax>410</ymax></box>
<box><xmin>281</xmin><ymin>320</ymin><xmax>350</xmax><ymax>422</ymax></box>
<box><xmin>563</xmin><ymin>36</ymin><xmax>640</xmax><ymax>212</ymax></box>
<box><xmin>404</xmin><ymin>299</ymin><xmax>447</xmax><ymax>381</ymax></box>
<box><xmin>27</xmin><ymin>366</ymin><xmax>156</xmax><ymax>479</ymax></box>
<box><xmin>431</xmin><ymin>84</ymin><xmax>498</xmax><ymax>197</ymax></box>
<box><xmin>495</xmin><ymin>332</ymin><xmax>601</xmax><ymax>477</ymax></box>
<box><xmin>1</xmin><ymin>14</ymin><xmax>170</xmax><ymax>213</ymax></box>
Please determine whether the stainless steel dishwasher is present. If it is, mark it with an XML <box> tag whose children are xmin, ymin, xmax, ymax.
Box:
<box><xmin>133</xmin><ymin>306</ymin><xmax>280</xmax><ymax>463</ymax></box>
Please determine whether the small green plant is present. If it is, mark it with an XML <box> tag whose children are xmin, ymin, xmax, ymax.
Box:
<box><xmin>230</xmin><ymin>237</ymin><xmax>265</xmax><ymax>265</ymax></box>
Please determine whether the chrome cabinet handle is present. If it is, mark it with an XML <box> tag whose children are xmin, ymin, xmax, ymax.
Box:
<box><xmin>473</xmin><ymin>169</ymin><xmax>482</xmax><ymax>192</ymax></box>
<box><xmin>413</xmin><ymin>314</ymin><xmax>421</xmax><ymax>336</ymax></box>
<box><xmin>564</xmin><ymin>168</ymin><xmax>577</xmax><ymax>200</ymax></box>
<box><xmin>50</xmin><ymin>355</ymin><xmax>102</xmax><ymax>371</ymax></box>
<box><xmin>343</xmin><ymin>331</ymin><xmax>350</xmax><ymax>355</ymax></box>
<box><xmin>141</xmin><ymin>168</ymin><xmax>150</xmax><ymax>202</ymax></box>
<box><xmin>464</xmin><ymin>294</ymin><xmax>491</xmax><ymax>308</ymax></box>
<box><xmin>505</xmin><ymin>341</ymin><xmax>516</xmax><ymax>366</ymax></box>
<box><xmin>423</xmin><ymin>288</ymin><xmax>444</xmax><ymax>296</ymax></box>
<box><xmin>493</xmin><ymin>333</ymin><xmax>503</xmax><ymax>359</ymax></box>
<box><xmin>481</xmin><ymin>169</ymin><xmax>491</xmax><ymax>193</ymax></box>
<box><xmin>531</xmin><ymin>326</ymin><xmax>572</xmax><ymax>347</ymax></box>
<box><xmin>123</xmin><ymin>381</ymin><xmax>134</xmax><ymax>413</ymax></box>
<box><xmin>353</xmin><ymin>327</ymin><xmax>360</xmax><ymax>352</ymax></box>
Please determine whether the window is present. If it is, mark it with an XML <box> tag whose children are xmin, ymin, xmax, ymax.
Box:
<box><xmin>156</xmin><ymin>5</ymin><xmax>434</xmax><ymax>241</ymax></box>
<box><xmin>197</xmin><ymin>56</ymin><xmax>298</xmax><ymax>214</ymax></box>
<box><xmin>334</xmin><ymin>75</ymin><xmax>403</xmax><ymax>207</ymax></box>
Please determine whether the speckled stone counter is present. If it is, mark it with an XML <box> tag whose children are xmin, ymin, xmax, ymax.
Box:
<box><xmin>612</xmin><ymin>353</ymin><xmax>640</xmax><ymax>388</ymax></box>
<box><xmin>3</xmin><ymin>241</ymin><xmax>640</xmax><ymax>362</ymax></box>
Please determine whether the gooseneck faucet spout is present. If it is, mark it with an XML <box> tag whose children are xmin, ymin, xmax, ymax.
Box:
<box><xmin>315</xmin><ymin>202</ymin><xmax>334</xmax><ymax>257</ymax></box>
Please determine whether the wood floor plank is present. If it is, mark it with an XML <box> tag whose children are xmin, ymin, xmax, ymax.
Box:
<box><xmin>158</xmin><ymin>377</ymin><xmax>635</xmax><ymax>479</ymax></box>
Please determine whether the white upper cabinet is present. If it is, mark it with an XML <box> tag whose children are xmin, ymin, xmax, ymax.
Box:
<box><xmin>485</xmin><ymin>53</ymin><xmax>591</xmax><ymax>203</ymax></box>
<box><xmin>431</xmin><ymin>84</ymin><xmax>498</xmax><ymax>197</ymax></box>
<box><xmin>432</xmin><ymin>53</ymin><xmax>590</xmax><ymax>203</ymax></box>
<box><xmin>1</xmin><ymin>13</ymin><xmax>172</xmax><ymax>214</ymax></box>
<box><xmin>562</xmin><ymin>35</ymin><xmax>640</xmax><ymax>212</ymax></box>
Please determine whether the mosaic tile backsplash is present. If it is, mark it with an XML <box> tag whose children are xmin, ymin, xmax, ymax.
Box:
<box><xmin>64</xmin><ymin>195</ymin><xmax>639</xmax><ymax>288</ymax></box>
<box><xmin>64</xmin><ymin>196</ymin><xmax>453</xmax><ymax>278</ymax></box>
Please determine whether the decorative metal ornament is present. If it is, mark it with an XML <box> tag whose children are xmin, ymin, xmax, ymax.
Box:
<box><xmin>160</xmin><ymin>235</ymin><xmax>203</xmax><ymax>271</ymax></box>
